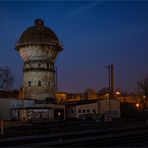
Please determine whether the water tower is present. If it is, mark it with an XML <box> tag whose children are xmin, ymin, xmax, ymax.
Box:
<box><xmin>15</xmin><ymin>19</ymin><xmax>63</xmax><ymax>100</ymax></box>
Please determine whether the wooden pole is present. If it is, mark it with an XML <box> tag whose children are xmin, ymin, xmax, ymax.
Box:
<box><xmin>108</xmin><ymin>66</ymin><xmax>111</xmax><ymax>112</ymax></box>
<box><xmin>111</xmin><ymin>64</ymin><xmax>114</xmax><ymax>99</ymax></box>
<box><xmin>106</xmin><ymin>65</ymin><xmax>111</xmax><ymax>112</ymax></box>
<box><xmin>1</xmin><ymin>119</ymin><xmax>4</xmax><ymax>135</ymax></box>
<box><xmin>55</xmin><ymin>67</ymin><xmax>58</xmax><ymax>92</ymax></box>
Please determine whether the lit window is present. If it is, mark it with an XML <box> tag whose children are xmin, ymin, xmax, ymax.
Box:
<box><xmin>38</xmin><ymin>81</ymin><xmax>41</xmax><ymax>86</ymax></box>
<box><xmin>28</xmin><ymin>81</ymin><xmax>31</xmax><ymax>87</ymax></box>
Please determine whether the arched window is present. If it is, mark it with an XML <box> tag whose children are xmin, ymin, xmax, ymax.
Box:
<box><xmin>38</xmin><ymin>80</ymin><xmax>41</xmax><ymax>86</ymax></box>
<box><xmin>28</xmin><ymin>81</ymin><xmax>31</xmax><ymax>87</ymax></box>
<box><xmin>48</xmin><ymin>81</ymin><xmax>50</xmax><ymax>86</ymax></box>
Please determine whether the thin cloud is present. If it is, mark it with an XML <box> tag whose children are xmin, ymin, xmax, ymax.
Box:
<box><xmin>60</xmin><ymin>1</ymin><xmax>101</xmax><ymax>22</ymax></box>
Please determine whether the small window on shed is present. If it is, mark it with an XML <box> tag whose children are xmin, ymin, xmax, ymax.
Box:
<box><xmin>38</xmin><ymin>80</ymin><xmax>41</xmax><ymax>86</ymax></box>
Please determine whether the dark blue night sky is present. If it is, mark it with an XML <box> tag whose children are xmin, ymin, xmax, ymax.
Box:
<box><xmin>0</xmin><ymin>1</ymin><xmax>148</xmax><ymax>93</ymax></box>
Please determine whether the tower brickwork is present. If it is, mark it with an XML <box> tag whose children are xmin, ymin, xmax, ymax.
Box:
<box><xmin>15</xmin><ymin>19</ymin><xmax>63</xmax><ymax>100</ymax></box>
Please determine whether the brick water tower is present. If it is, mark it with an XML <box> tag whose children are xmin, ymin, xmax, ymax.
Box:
<box><xmin>15</xmin><ymin>19</ymin><xmax>63</xmax><ymax>100</ymax></box>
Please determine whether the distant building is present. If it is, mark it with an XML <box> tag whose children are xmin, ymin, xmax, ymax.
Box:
<box><xmin>84</xmin><ymin>88</ymin><xmax>97</xmax><ymax>100</ymax></box>
<box><xmin>56</xmin><ymin>91</ymin><xmax>99</xmax><ymax>103</ymax></box>
<box><xmin>66</xmin><ymin>93</ymin><xmax>84</xmax><ymax>102</ymax></box>
<box><xmin>56</xmin><ymin>92</ymin><xmax>67</xmax><ymax>103</ymax></box>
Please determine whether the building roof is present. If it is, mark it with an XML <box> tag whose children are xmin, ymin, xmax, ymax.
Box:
<box><xmin>64</xmin><ymin>100</ymin><xmax>97</xmax><ymax>106</ymax></box>
<box><xmin>15</xmin><ymin>19</ymin><xmax>63</xmax><ymax>50</ymax></box>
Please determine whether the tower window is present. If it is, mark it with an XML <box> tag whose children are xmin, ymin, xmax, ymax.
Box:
<box><xmin>28</xmin><ymin>81</ymin><xmax>31</xmax><ymax>87</ymax></box>
<box><xmin>38</xmin><ymin>80</ymin><xmax>41</xmax><ymax>86</ymax></box>
<box><xmin>48</xmin><ymin>81</ymin><xmax>50</xmax><ymax>86</ymax></box>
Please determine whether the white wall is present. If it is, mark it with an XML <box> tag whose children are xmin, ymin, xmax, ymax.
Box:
<box><xmin>67</xmin><ymin>99</ymin><xmax>120</xmax><ymax>119</ymax></box>
<box><xmin>99</xmin><ymin>99</ymin><xmax>120</xmax><ymax>118</ymax></box>
<box><xmin>76</xmin><ymin>103</ymin><xmax>98</xmax><ymax>118</ymax></box>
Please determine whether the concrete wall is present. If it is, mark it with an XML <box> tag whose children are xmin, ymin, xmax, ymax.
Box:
<box><xmin>99</xmin><ymin>99</ymin><xmax>120</xmax><ymax>118</ymax></box>
<box><xmin>36</xmin><ymin>103</ymin><xmax>65</xmax><ymax>120</ymax></box>
<box><xmin>19</xmin><ymin>44</ymin><xmax>59</xmax><ymax>100</ymax></box>
<box><xmin>24</xmin><ymin>70</ymin><xmax>55</xmax><ymax>100</ymax></box>
<box><xmin>76</xmin><ymin>103</ymin><xmax>99</xmax><ymax>118</ymax></box>
<box><xmin>0</xmin><ymin>99</ymin><xmax>11</xmax><ymax>120</ymax></box>
<box><xmin>0</xmin><ymin>98</ymin><xmax>35</xmax><ymax>120</ymax></box>
<box><xmin>19</xmin><ymin>45</ymin><xmax>56</xmax><ymax>61</ymax></box>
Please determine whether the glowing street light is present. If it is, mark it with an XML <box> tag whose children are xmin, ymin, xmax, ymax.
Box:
<box><xmin>116</xmin><ymin>91</ymin><xmax>121</xmax><ymax>95</ymax></box>
<box><xmin>136</xmin><ymin>103</ymin><xmax>140</xmax><ymax>108</ymax></box>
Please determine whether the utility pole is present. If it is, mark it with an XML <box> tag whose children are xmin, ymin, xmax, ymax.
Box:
<box><xmin>1</xmin><ymin>119</ymin><xmax>3</xmax><ymax>135</ymax></box>
<box><xmin>105</xmin><ymin>64</ymin><xmax>114</xmax><ymax>112</ymax></box>
<box><xmin>106</xmin><ymin>65</ymin><xmax>111</xmax><ymax>112</ymax></box>
<box><xmin>111</xmin><ymin>64</ymin><xmax>114</xmax><ymax>99</ymax></box>
<box><xmin>55</xmin><ymin>67</ymin><xmax>58</xmax><ymax>92</ymax></box>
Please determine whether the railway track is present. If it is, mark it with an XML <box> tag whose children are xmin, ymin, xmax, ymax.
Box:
<box><xmin>0</xmin><ymin>125</ymin><xmax>148</xmax><ymax>147</ymax></box>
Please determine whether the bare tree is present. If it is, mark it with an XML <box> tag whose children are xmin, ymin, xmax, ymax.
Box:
<box><xmin>137</xmin><ymin>76</ymin><xmax>148</xmax><ymax>111</ymax></box>
<box><xmin>0</xmin><ymin>67</ymin><xmax>14</xmax><ymax>90</ymax></box>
